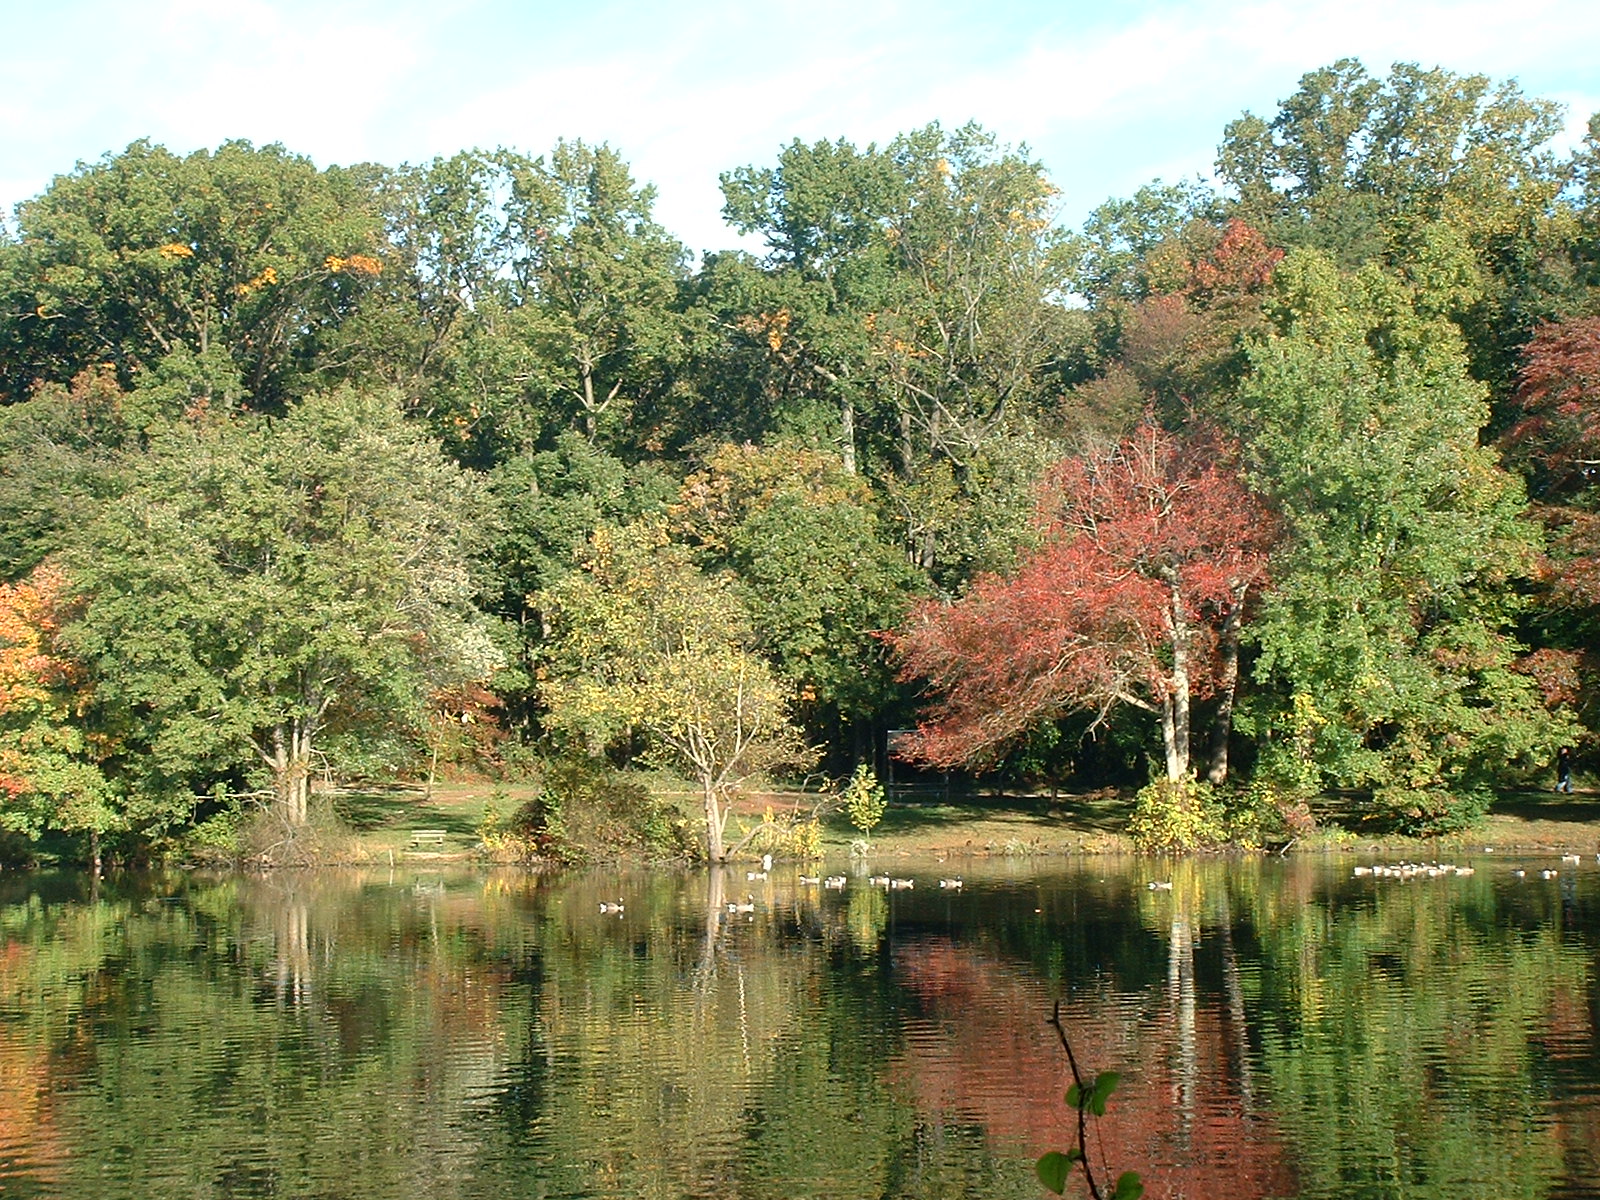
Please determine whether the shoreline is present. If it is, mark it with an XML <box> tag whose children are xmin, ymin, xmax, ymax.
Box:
<box><xmin>312</xmin><ymin>781</ymin><xmax>1600</xmax><ymax>867</ymax></box>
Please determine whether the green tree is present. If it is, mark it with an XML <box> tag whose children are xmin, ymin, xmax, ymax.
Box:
<box><xmin>1239</xmin><ymin>249</ymin><xmax>1565</xmax><ymax>828</ymax></box>
<box><xmin>869</xmin><ymin>125</ymin><xmax>1077</xmax><ymax>478</ymax></box>
<box><xmin>1216</xmin><ymin>59</ymin><xmax>1580</xmax><ymax>400</ymax></box>
<box><xmin>0</xmin><ymin>139</ymin><xmax>385</xmax><ymax>412</ymax></box>
<box><xmin>715</xmin><ymin>135</ymin><xmax>900</xmax><ymax>470</ymax></box>
<box><xmin>499</xmin><ymin>141</ymin><xmax>694</xmax><ymax>453</ymax></box>
<box><xmin>322</xmin><ymin>143</ymin><xmax>696</xmax><ymax>467</ymax></box>
<box><xmin>1218</xmin><ymin>59</ymin><xmax>1566</xmax><ymax>267</ymax></box>
<box><xmin>483</xmin><ymin>432</ymin><xmax>676</xmax><ymax>730</ymax></box>
<box><xmin>312</xmin><ymin>150</ymin><xmax>515</xmax><ymax>451</ymax></box>
<box><xmin>1572</xmin><ymin>113</ymin><xmax>1600</xmax><ymax>297</ymax></box>
<box><xmin>535</xmin><ymin>520</ymin><xmax>810</xmax><ymax>860</ymax></box>
<box><xmin>62</xmin><ymin>388</ymin><xmax>498</xmax><ymax>832</ymax></box>
<box><xmin>0</xmin><ymin>365</ymin><xmax>138</xmax><ymax>581</ymax></box>
<box><xmin>840</xmin><ymin>763</ymin><xmax>886</xmax><ymax>838</ymax></box>
<box><xmin>717</xmin><ymin>123</ymin><xmax>1079</xmax><ymax>583</ymax></box>
<box><xmin>672</xmin><ymin>442</ymin><xmax>923</xmax><ymax>751</ymax></box>
<box><xmin>1070</xmin><ymin>179</ymin><xmax>1222</xmax><ymax>307</ymax></box>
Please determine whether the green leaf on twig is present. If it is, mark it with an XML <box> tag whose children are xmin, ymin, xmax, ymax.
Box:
<box><xmin>1036</xmin><ymin>1151</ymin><xmax>1069</xmax><ymax>1194</ymax></box>
<box><xmin>1035</xmin><ymin>1150</ymin><xmax>1079</xmax><ymax>1194</ymax></box>
<box><xmin>1088</xmin><ymin>1070</ymin><xmax>1120</xmax><ymax>1116</ymax></box>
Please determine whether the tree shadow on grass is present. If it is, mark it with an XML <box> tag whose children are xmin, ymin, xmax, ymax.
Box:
<box><xmin>1490</xmin><ymin>790</ymin><xmax>1600</xmax><ymax>825</ymax></box>
<box><xmin>856</xmin><ymin>789</ymin><xmax>1135</xmax><ymax>837</ymax></box>
<box><xmin>330</xmin><ymin>786</ymin><xmax>479</xmax><ymax>836</ymax></box>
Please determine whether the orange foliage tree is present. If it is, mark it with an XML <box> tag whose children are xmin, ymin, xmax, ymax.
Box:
<box><xmin>0</xmin><ymin>562</ymin><xmax>114</xmax><ymax>850</ymax></box>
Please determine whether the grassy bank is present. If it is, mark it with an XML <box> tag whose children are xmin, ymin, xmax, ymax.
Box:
<box><xmin>314</xmin><ymin>780</ymin><xmax>1600</xmax><ymax>865</ymax></box>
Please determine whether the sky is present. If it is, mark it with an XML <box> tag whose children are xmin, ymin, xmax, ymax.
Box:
<box><xmin>3</xmin><ymin>0</ymin><xmax>1598</xmax><ymax>261</ymax></box>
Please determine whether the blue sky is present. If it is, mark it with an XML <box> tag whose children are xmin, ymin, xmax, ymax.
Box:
<box><xmin>3</xmin><ymin>0</ymin><xmax>1597</xmax><ymax>259</ymax></box>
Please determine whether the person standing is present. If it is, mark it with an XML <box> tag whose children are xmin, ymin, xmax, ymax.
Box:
<box><xmin>1557</xmin><ymin>746</ymin><xmax>1574</xmax><ymax>794</ymax></box>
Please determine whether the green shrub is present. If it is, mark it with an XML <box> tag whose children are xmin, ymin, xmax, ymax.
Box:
<box><xmin>183</xmin><ymin>807</ymin><xmax>243</xmax><ymax>857</ymax></box>
<box><xmin>1364</xmin><ymin>783</ymin><xmax>1490</xmax><ymax>837</ymax></box>
<box><xmin>746</xmin><ymin>805</ymin><xmax>825</xmax><ymax>860</ymax></box>
<box><xmin>509</xmin><ymin>758</ymin><xmax>691</xmax><ymax>863</ymax></box>
<box><xmin>1230</xmin><ymin>777</ymin><xmax>1316</xmax><ymax>848</ymax></box>
<box><xmin>1127</xmin><ymin>777</ymin><xmax>1228</xmax><ymax>852</ymax></box>
<box><xmin>172</xmin><ymin>784</ymin><xmax>246</xmax><ymax>862</ymax></box>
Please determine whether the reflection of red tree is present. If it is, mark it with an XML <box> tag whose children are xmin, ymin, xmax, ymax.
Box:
<box><xmin>888</xmin><ymin>937</ymin><xmax>1297</xmax><ymax>1200</ymax></box>
<box><xmin>1536</xmin><ymin>984</ymin><xmax>1600</xmax><ymax>1188</ymax></box>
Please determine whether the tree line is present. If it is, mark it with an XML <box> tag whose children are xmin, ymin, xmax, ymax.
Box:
<box><xmin>2</xmin><ymin>58</ymin><xmax>1597</xmax><ymax>862</ymax></box>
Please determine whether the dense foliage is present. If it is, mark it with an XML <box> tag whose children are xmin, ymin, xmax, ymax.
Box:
<box><xmin>2</xmin><ymin>58</ymin><xmax>1598</xmax><ymax>861</ymax></box>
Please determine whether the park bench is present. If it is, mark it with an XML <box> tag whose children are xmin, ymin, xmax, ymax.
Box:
<box><xmin>409</xmin><ymin>829</ymin><xmax>448</xmax><ymax>849</ymax></box>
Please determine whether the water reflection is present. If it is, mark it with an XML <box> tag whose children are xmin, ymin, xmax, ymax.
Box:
<box><xmin>0</xmin><ymin>857</ymin><xmax>1597</xmax><ymax>1199</ymax></box>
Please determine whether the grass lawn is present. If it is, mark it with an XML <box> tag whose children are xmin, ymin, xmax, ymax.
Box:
<box><xmin>321</xmin><ymin>778</ymin><xmax>1600</xmax><ymax>863</ymax></box>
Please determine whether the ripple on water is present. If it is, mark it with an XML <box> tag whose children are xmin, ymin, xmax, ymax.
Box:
<box><xmin>2</xmin><ymin>863</ymin><xmax>1598</xmax><ymax>1200</ymax></box>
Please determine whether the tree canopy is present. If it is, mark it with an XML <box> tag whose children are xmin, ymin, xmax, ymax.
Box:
<box><xmin>2</xmin><ymin>56</ymin><xmax>1599</xmax><ymax>862</ymax></box>
<box><xmin>59</xmin><ymin>387</ymin><xmax>498</xmax><ymax>835</ymax></box>
<box><xmin>534</xmin><ymin>520</ymin><xmax>809</xmax><ymax>861</ymax></box>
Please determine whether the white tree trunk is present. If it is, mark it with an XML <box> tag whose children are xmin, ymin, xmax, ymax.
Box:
<box><xmin>1206</xmin><ymin>583</ymin><xmax>1248</xmax><ymax>785</ymax></box>
<box><xmin>271</xmin><ymin>720</ymin><xmax>315</xmax><ymax>825</ymax></box>
<box><xmin>840</xmin><ymin>397</ymin><xmax>857</xmax><ymax>476</ymax></box>
<box><xmin>702</xmin><ymin>780</ymin><xmax>725</xmax><ymax>862</ymax></box>
<box><xmin>1163</xmin><ymin>577</ymin><xmax>1192</xmax><ymax>782</ymax></box>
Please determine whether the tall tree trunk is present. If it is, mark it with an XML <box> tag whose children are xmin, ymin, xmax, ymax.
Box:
<box><xmin>1161</xmin><ymin>696</ymin><xmax>1182</xmax><ymax>782</ymax></box>
<box><xmin>703</xmin><ymin>780</ymin><xmax>725</xmax><ymax>862</ymax></box>
<box><xmin>840</xmin><ymin>396</ymin><xmax>857</xmax><ymax>476</ymax></box>
<box><xmin>1164</xmin><ymin>576</ymin><xmax>1192</xmax><ymax>781</ymax></box>
<box><xmin>1206</xmin><ymin>584</ymin><xmax>1248</xmax><ymax>785</ymax></box>
<box><xmin>271</xmin><ymin>720</ymin><xmax>314</xmax><ymax>825</ymax></box>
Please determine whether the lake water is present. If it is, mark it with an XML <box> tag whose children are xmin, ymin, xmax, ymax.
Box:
<box><xmin>2</xmin><ymin>854</ymin><xmax>1597</xmax><ymax>1199</ymax></box>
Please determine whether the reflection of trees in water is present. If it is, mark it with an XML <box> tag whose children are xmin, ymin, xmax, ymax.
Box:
<box><xmin>1236</xmin><ymin>864</ymin><xmax>1596</xmax><ymax>1198</ymax></box>
<box><xmin>1</xmin><ymin>863</ymin><xmax>1597</xmax><ymax>1199</ymax></box>
<box><xmin>0</xmin><ymin>1023</ymin><xmax>67</xmax><ymax>1186</ymax></box>
<box><xmin>888</xmin><ymin>932</ymin><xmax>1297</xmax><ymax>1200</ymax></box>
<box><xmin>887</xmin><ymin>858</ymin><xmax>1599</xmax><ymax>1199</ymax></box>
<box><xmin>270</xmin><ymin>893</ymin><xmax>310</xmax><ymax>1007</ymax></box>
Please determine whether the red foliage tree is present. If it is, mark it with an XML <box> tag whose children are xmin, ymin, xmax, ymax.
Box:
<box><xmin>1504</xmin><ymin>315</ymin><xmax>1600</xmax><ymax>498</ymax></box>
<box><xmin>1505</xmin><ymin>319</ymin><xmax>1600</xmax><ymax>605</ymax></box>
<box><xmin>891</xmin><ymin>422</ymin><xmax>1279</xmax><ymax>782</ymax></box>
<box><xmin>1184</xmin><ymin>218</ymin><xmax>1285</xmax><ymax>304</ymax></box>
<box><xmin>1105</xmin><ymin>220</ymin><xmax>1282</xmax><ymax>430</ymax></box>
<box><xmin>1504</xmin><ymin>316</ymin><xmax>1600</xmax><ymax>738</ymax></box>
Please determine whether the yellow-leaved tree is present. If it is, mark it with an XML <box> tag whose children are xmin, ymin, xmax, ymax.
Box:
<box><xmin>535</xmin><ymin>520</ymin><xmax>810</xmax><ymax>861</ymax></box>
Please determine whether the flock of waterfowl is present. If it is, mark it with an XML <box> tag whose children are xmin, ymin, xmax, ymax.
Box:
<box><xmin>597</xmin><ymin>868</ymin><xmax>971</xmax><ymax>917</ymax></box>
<box><xmin>1351</xmin><ymin>851</ymin><xmax>1597</xmax><ymax>882</ymax></box>
<box><xmin>1352</xmin><ymin>862</ymin><xmax>1477</xmax><ymax>879</ymax></box>
<box><xmin>711</xmin><ymin>870</ymin><xmax>970</xmax><ymax>916</ymax></box>
<box><xmin>598</xmin><ymin>850</ymin><xmax>1599</xmax><ymax>915</ymax></box>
